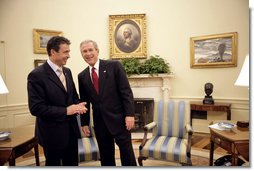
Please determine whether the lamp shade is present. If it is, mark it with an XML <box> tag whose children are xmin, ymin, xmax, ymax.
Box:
<box><xmin>0</xmin><ymin>74</ymin><xmax>9</xmax><ymax>94</ymax></box>
<box><xmin>235</xmin><ymin>55</ymin><xmax>249</xmax><ymax>87</ymax></box>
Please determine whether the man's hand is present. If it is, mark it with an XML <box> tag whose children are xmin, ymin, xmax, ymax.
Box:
<box><xmin>67</xmin><ymin>102</ymin><xmax>87</xmax><ymax>115</ymax></box>
<box><xmin>82</xmin><ymin>126</ymin><xmax>91</xmax><ymax>137</ymax></box>
<box><xmin>125</xmin><ymin>116</ymin><xmax>135</xmax><ymax>131</ymax></box>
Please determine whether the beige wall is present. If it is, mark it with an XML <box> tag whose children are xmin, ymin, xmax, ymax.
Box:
<box><xmin>0</xmin><ymin>0</ymin><xmax>249</xmax><ymax>129</ymax></box>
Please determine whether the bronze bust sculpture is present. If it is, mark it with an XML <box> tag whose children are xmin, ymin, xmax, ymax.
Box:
<box><xmin>203</xmin><ymin>82</ymin><xmax>214</xmax><ymax>104</ymax></box>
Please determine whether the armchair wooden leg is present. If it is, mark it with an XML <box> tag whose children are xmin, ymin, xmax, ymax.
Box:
<box><xmin>181</xmin><ymin>162</ymin><xmax>192</xmax><ymax>166</ymax></box>
<box><xmin>187</xmin><ymin>157</ymin><xmax>192</xmax><ymax>166</ymax></box>
<box><xmin>138</xmin><ymin>156</ymin><xmax>147</xmax><ymax>166</ymax></box>
<box><xmin>181</xmin><ymin>158</ymin><xmax>192</xmax><ymax>166</ymax></box>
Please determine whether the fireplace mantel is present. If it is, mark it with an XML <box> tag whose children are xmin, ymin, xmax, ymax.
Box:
<box><xmin>128</xmin><ymin>74</ymin><xmax>174</xmax><ymax>101</ymax></box>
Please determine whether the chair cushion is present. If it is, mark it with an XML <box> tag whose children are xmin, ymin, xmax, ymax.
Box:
<box><xmin>153</xmin><ymin>100</ymin><xmax>189</xmax><ymax>138</ymax></box>
<box><xmin>78</xmin><ymin>136</ymin><xmax>100</xmax><ymax>162</ymax></box>
<box><xmin>140</xmin><ymin>136</ymin><xmax>189</xmax><ymax>163</ymax></box>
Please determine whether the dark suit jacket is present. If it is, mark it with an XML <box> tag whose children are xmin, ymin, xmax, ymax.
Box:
<box><xmin>78</xmin><ymin>60</ymin><xmax>135</xmax><ymax>135</ymax></box>
<box><xmin>27</xmin><ymin>62</ymin><xmax>81</xmax><ymax>150</ymax></box>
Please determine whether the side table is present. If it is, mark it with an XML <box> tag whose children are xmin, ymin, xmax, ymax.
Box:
<box><xmin>0</xmin><ymin>125</ymin><xmax>39</xmax><ymax>166</ymax></box>
<box><xmin>209</xmin><ymin>121</ymin><xmax>249</xmax><ymax>166</ymax></box>
<box><xmin>190</xmin><ymin>102</ymin><xmax>231</xmax><ymax>125</ymax></box>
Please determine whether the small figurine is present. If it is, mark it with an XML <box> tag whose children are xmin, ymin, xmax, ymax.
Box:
<box><xmin>203</xmin><ymin>82</ymin><xmax>214</xmax><ymax>104</ymax></box>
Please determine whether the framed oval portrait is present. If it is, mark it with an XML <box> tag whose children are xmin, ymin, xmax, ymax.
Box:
<box><xmin>109</xmin><ymin>14</ymin><xmax>147</xmax><ymax>59</ymax></box>
<box><xmin>115</xmin><ymin>19</ymin><xmax>141</xmax><ymax>53</ymax></box>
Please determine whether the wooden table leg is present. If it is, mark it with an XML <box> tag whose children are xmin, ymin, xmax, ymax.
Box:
<box><xmin>227</xmin><ymin>109</ymin><xmax>231</xmax><ymax>120</ymax></box>
<box><xmin>0</xmin><ymin>150</ymin><xmax>12</xmax><ymax>166</ymax></box>
<box><xmin>231</xmin><ymin>154</ymin><xmax>237</xmax><ymax>166</ymax></box>
<box><xmin>8</xmin><ymin>153</ymin><xmax>15</xmax><ymax>166</ymax></box>
<box><xmin>34</xmin><ymin>144</ymin><xmax>40</xmax><ymax>166</ymax></box>
<box><xmin>209</xmin><ymin>140</ymin><xmax>214</xmax><ymax>166</ymax></box>
<box><xmin>231</xmin><ymin>145</ymin><xmax>238</xmax><ymax>166</ymax></box>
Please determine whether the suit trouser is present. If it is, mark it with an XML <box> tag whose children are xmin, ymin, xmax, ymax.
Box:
<box><xmin>43</xmin><ymin>126</ymin><xmax>79</xmax><ymax>166</ymax></box>
<box><xmin>94</xmin><ymin>118</ymin><xmax>137</xmax><ymax>166</ymax></box>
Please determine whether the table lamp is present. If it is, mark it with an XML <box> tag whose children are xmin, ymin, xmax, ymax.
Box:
<box><xmin>0</xmin><ymin>74</ymin><xmax>10</xmax><ymax>142</ymax></box>
<box><xmin>234</xmin><ymin>54</ymin><xmax>249</xmax><ymax>128</ymax></box>
<box><xmin>235</xmin><ymin>54</ymin><xmax>249</xmax><ymax>87</ymax></box>
<box><xmin>0</xmin><ymin>74</ymin><xmax>8</xmax><ymax>94</ymax></box>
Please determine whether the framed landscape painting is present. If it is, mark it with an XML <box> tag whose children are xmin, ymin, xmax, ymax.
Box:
<box><xmin>33</xmin><ymin>29</ymin><xmax>63</xmax><ymax>54</ymax></box>
<box><xmin>190</xmin><ymin>32</ymin><xmax>237</xmax><ymax>68</ymax></box>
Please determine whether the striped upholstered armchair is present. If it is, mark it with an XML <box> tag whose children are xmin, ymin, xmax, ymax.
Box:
<box><xmin>138</xmin><ymin>100</ymin><xmax>193</xmax><ymax>166</ymax></box>
<box><xmin>76</xmin><ymin>115</ymin><xmax>100</xmax><ymax>163</ymax></box>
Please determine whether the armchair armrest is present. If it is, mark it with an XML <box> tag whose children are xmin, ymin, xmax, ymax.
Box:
<box><xmin>144</xmin><ymin>122</ymin><xmax>157</xmax><ymax>131</ymax></box>
<box><xmin>185</xmin><ymin>123</ymin><xmax>193</xmax><ymax>135</ymax></box>
<box><xmin>139</xmin><ymin>122</ymin><xmax>157</xmax><ymax>150</ymax></box>
<box><xmin>185</xmin><ymin>123</ymin><xmax>193</xmax><ymax>157</ymax></box>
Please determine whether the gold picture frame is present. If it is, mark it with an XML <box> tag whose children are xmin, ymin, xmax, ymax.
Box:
<box><xmin>109</xmin><ymin>14</ymin><xmax>147</xmax><ymax>59</ymax></box>
<box><xmin>190</xmin><ymin>32</ymin><xmax>237</xmax><ymax>68</ymax></box>
<box><xmin>33</xmin><ymin>29</ymin><xmax>63</xmax><ymax>54</ymax></box>
<box><xmin>34</xmin><ymin>59</ymin><xmax>46</xmax><ymax>68</ymax></box>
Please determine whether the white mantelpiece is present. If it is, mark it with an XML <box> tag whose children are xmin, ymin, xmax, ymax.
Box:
<box><xmin>128</xmin><ymin>74</ymin><xmax>174</xmax><ymax>101</ymax></box>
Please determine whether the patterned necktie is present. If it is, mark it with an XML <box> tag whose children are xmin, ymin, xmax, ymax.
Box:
<box><xmin>92</xmin><ymin>67</ymin><xmax>99</xmax><ymax>94</ymax></box>
<box><xmin>57</xmin><ymin>68</ymin><xmax>67</xmax><ymax>91</ymax></box>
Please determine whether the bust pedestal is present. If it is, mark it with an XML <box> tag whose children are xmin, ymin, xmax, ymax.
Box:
<box><xmin>203</xmin><ymin>96</ymin><xmax>214</xmax><ymax>104</ymax></box>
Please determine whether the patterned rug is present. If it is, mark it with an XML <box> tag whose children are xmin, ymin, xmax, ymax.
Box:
<box><xmin>12</xmin><ymin>137</ymin><xmax>225</xmax><ymax>167</ymax></box>
<box><xmin>12</xmin><ymin>149</ymin><xmax>221</xmax><ymax>167</ymax></box>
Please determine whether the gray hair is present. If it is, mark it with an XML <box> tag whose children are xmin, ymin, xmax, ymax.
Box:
<box><xmin>80</xmin><ymin>40</ymin><xmax>99</xmax><ymax>50</ymax></box>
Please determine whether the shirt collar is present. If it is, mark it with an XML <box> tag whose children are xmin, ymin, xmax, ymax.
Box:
<box><xmin>89</xmin><ymin>59</ymin><xmax>100</xmax><ymax>71</ymax></box>
<box><xmin>47</xmin><ymin>59</ymin><xmax>62</xmax><ymax>73</ymax></box>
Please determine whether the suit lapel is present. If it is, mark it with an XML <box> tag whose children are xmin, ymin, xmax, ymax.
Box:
<box><xmin>44</xmin><ymin>63</ymin><xmax>67</xmax><ymax>93</ymax></box>
<box><xmin>84</xmin><ymin>68</ymin><xmax>98</xmax><ymax>96</ymax></box>
<box><xmin>99</xmin><ymin>60</ymin><xmax>107</xmax><ymax>95</ymax></box>
<box><xmin>63</xmin><ymin>68</ymin><xmax>71</xmax><ymax>94</ymax></box>
<box><xmin>82</xmin><ymin>60</ymin><xmax>108</xmax><ymax>97</ymax></box>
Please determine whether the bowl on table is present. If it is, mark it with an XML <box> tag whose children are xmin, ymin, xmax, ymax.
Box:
<box><xmin>0</xmin><ymin>131</ymin><xmax>11</xmax><ymax>141</ymax></box>
<box><xmin>218</xmin><ymin>122</ymin><xmax>235</xmax><ymax>131</ymax></box>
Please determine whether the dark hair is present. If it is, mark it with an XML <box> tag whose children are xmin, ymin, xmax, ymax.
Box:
<box><xmin>46</xmin><ymin>36</ymin><xmax>71</xmax><ymax>56</ymax></box>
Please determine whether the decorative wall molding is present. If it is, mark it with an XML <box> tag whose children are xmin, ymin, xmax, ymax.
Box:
<box><xmin>0</xmin><ymin>104</ymin><xmax>34</xmax><ymax>129</ymax></box>
<box><xmin>0</xmin><ymin>96</ymin><xmax>249</xmax><ymax>130</ymax></box>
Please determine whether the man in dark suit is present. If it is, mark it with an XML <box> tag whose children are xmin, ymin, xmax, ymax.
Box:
<box><xmin>27</xmin><ymin>36</ymin><xmax>87</xmax><ymax>166</ymax></box>
<box><xmin>78</xmin><ymin>40</ymin><xmax>137</xmax><ymax>166</ymax></box>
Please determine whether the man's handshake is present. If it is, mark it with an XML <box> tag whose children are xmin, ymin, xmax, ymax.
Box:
<box><xmin>67</xmin><ymin>102</ymin><xmax>88</xmax><ymax>115</ymax></box>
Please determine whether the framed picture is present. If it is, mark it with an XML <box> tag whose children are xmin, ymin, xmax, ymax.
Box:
<box><xmin>33</xmin><ymin>29</ymin><xmax>63</xmax><ymax>54</ymax></box>
<box><xmin>190</xmin><ymin>32</ymin><xmax>237</xmax><ymax>68</ymax></box>
<box><xmin>109</xmin><ymin>14</ymin><xmax>147</xmax><ymax>59</ymax></box>
<box><xmin>34</xmin><ymin>59</ymin><xmax>46</xmax><ymax>68</ymax></box>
